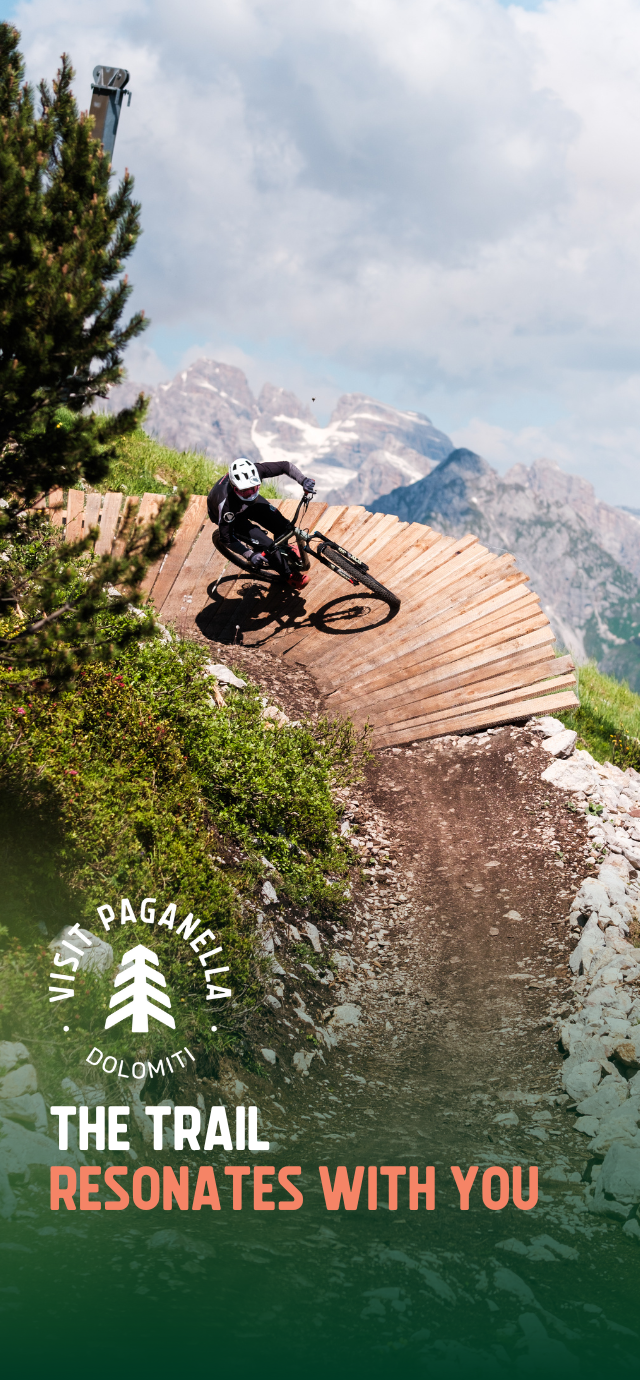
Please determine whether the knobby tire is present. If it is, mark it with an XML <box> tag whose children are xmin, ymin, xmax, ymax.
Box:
<box><xmin>321</xmin><ymin>547</ymin><xmax>401</xmax><ymax>608</ymax></box>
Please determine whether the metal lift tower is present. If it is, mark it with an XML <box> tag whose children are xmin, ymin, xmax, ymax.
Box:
<box><xmin>89</xmin><ymin>66</ymin><xmax>132</xmax><ymax>158</ymax></box>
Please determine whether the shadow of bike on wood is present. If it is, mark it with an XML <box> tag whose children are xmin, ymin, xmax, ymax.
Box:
<box><xmin>194</xmin><ymin>573</ymin><xmax>399</xmax><ymax>647</ymax></box>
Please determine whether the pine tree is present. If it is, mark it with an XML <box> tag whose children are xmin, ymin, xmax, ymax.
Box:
<box><xmin>105</xmin><ymin>944</ymin><xmax>175</xmax><ymax>1033</ymax></box>
<box><xmin>0</xmin><ymin>26</ymin><xmax>186</xmax><ymax>685</ymax></box>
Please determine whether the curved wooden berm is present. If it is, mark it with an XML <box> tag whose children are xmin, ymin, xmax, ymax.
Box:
<box><xmin>52</xmin><ymin>489</ymin><xmax>579</xmax><ymax>746</ymax></box>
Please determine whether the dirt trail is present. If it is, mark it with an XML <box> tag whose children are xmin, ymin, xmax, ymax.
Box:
<box><xmin>210</xmin><ymin>637</ymin><xmax>590</xmax><ymax>1105</ymax></box>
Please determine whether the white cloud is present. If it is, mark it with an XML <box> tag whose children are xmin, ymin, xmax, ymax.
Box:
<box><xmin>9</xmin><ymin>0</ymin><xmax>640</xmax><ymax>502</ymax></box>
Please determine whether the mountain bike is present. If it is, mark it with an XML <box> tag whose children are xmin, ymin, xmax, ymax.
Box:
<box><xmin>212</xmin><ymin>493</ymin><xmax>401</xmax><ymax>609</ymax></box>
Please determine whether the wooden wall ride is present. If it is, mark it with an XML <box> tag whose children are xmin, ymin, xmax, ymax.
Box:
<box><xmin>47</xmin><ymin>489</ymin><xmax>579</xmax><ymax>746</ymax></box>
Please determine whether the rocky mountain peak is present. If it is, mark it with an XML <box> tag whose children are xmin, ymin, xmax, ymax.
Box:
<box><xmin>256</xmin><ymin>383</ymin><xmax>315</xmax><ymax>424</ymax></box>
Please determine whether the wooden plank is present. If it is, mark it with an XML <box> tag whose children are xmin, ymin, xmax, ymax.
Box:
<box><xmin>328</xmin><ymin>642</ymin><xmax>568</xmax><ymax>715</ymax></box>
<box><xmin>48</xmin><ymin>487</ymin><xmax>64</xmax><ymax>528</ymax></box>
<box><xmin>95</xmin><ymin>492</ymin><xmax>123</xmax><ymax>555</ymax></box>
<box><xmin>362</xmin><ymin>671</ymin><xmax>578</xmax><ymax>732</ymax></box>
<box><xmin>286</xmin><ymin>538</ymin><xmax>496</xmax><ymax>672</ymax></box>
<box><xmin>142</xmin><ymin>494</ymin><xmax>208</xmax><ymax>601</ymax></box>
<box><xmin>309</xmin><ymin>556</ymin><xmax>531</xmax><ymax>682</ymax></box>
<box><xmin>330</xmin><ymin>637</ymin><xmax>564</xmax><ymax>719</ymax></box>
<box><xmin>325</xmin><ymin>584</ymin><xmax>542</xmax><ymax>700</ymax></box>
<box><xmin>157</xmin><ymin>521</ymin><xmax>219</xmax><ymax>621</ymax></box>
<box><xmin>111</xmin><ymin>497</ymin><xmax>140</xmax><ymax>559</ymax></box>
<box><xmin>419</xmin><ymin>672</ymin><xmax>577</xmax><ymax>725</ymax></box>
<box><xmin>372</xmin><ymin>690</ymin><xmax>580</xmax><ymax>748</ymax></box>
<box><xmin>136</xmin><ymin>492</ymin><xmax>164</xmax><ymax>527</ymax></box>
<box><xmin>65</xmin><ymin>490</ymin><xmax>85</xmax><ymax>543</ymax></box>
<box><xmin>335</xmin><ymin>626</ymin><xmax>558</xmax><ymax>714</ymax></box>
<box><xmin>319</xmin><ymin>610</ymin><xmax>552</xmax><ymax>698</ymax></box>
<box><xmin>83</xmin><ymin>491</ymin><xmax>102</xmax><ymax>537</ymax></box>
<box><xmin>318</xmin><ymin>563</ymin><xmax>535</xmax><ymax>678</ymax></box>
<box><xmin>333</xmin><ymin>638</ymin><xmax>562</xmax><ymax>718</ymax></box>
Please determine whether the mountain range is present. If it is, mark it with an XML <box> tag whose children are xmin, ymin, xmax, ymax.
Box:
<box><xmin>104</xmin><ymin>358</ymin><xmax>452</xmax><ymax>504</ymax></box>
<box><xmin>106</xmin><ymin>357</ymin><xmax>640</xmax><ymax>688</ymax></box>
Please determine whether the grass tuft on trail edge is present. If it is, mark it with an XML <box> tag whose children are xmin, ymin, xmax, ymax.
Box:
<box><xmin>0</xmin><ymin>629</ymin><xmax>368</xmax><ymax>1089</ymax></box>
<box><xmin>558</xmin><ymin>661</ymin><xmax>640</xmax><ymax>770</ymax></box>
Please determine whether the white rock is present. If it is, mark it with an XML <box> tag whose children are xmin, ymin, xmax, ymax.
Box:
<box><xmin>261</xmin><ymin>880</ymin><xmax>278</xmax><ymax>905</ymax></box>
<box><xmin>292</xmin><ymin>1051</ymin><xmax>315</xmax><ymax>1075</ymax></box>
<box><xmin>622</xmin><ymin>1217</ymin><xmax>640</xmax><ymax>1239</ymax></box>
<box><xmin>598</xmin><ymin>1141</ymin><xmax>640</xmax><ymax>1203</ymax></box>
<box><xmin>493</xmin><ymin>1267</ymin><xmax>536</xmax><ymax>1305</ymax></box>
<box><xmin>573</xmin><ymin>1115</ymin><xmax>600</xmax><ymax>1136</ymax></box>
<box><xmin>541</xmin><ymin>758</ymin><xmax>600</xmax><ymax>792</ymax></box>
<box><xmin>612</xmin><ymin>1034</ymin><xmax>640</xmax><ymax>1067</ymax></box>
<box><xmin>49</xmin><ymin>926</ymin><xmax>113</xmax><ymax>975</ymax></box>
<box><xmin>599</xmin><ymin>865</ymin><xmax>629</xmax><ymax>906</ymax></box>
<box><xmin>562</xmin><ymin>1059</ymin><xmax>602</xmax><ymax>1101</ymax></box>
<box><xmin>533</xmin><ymin>716</ymin><xmax>567</xmax><ymax>736</ymax></box>
<box><xmin>569</xmin><ymin>917</ymin><xmax>605</xmax><ymax>974</ymax></box>
<box><xmin>541</xmin><ymin>730</ymin><xmax>577</xmax><ymax>758</ymax></box>
<box><xmin>493</xmin><ymin>1110</ymin><xmax>519</xmax><ymax>1126</ymax></box>
<box><xmin>261</xmin><ymin>1048</ymin><xmax>277</xmax><ymax>1065</ymax></box>
<box><xmin>590</xmin><ymin>1098</ymin><xmax>640</xmax><ymax>1153</ymax></box>
<box><xmin>0</xmin><ymin>1093</ymin><xmax>47</xmax><ymax>1133</ymax></box>
<box><xmin>264</xmin><ymin>994</ymin><xmax>281</xmax><ymax>1010</ymax></box>
<box><xmin>302</xmin><ymin>921</ymin><xmax>322</xmax><ymax>953</ymax></box>
<box><xmin>332</xmin><ymin>950</ymin><xmax>355</xmax><ymax>972</ymax></box>
<box><xmin>202</xmin><ymin>662</ymin><xmax>246</xmax><ymax>688</ymax></box>
<box><xmin>262</xmin><ymin>705</ymin><xmax>289</xmax><ymax>727</ymax></box>
<box><xmin>0</xmin><ymin>1116</ymin><xmax>78</xmax><ymax>1218</ymax></box>
<box><xmin>0</xmin><ymin>1064</ymin><xmax>37</xmax><ymax>1099</ymax></box>
<box><xmin>573</xmin><ymin>878</ymin><xmax>610</xmax><ymax>914</ymax></box>
<box><xmin>0</xmin><ymin>1043</ymin><xmax>29</xmax><ymax>1075</ymax></box>
<box><xmin>328</xmin><ymin>1003</ymin><xmax>362</xmax><ymax>1030</ymax></box>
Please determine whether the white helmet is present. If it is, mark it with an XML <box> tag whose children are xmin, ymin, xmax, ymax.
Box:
<box><xmin>229</xmin><ymin>457</ymin><xmax>260</xmax><ymax>499</ymax></box>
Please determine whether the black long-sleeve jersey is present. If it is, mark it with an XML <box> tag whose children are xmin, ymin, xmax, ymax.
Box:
<box><xmin>207</xmin><ymin>460</ymin><xmax>307</xmax><ymax>532</ymax></box>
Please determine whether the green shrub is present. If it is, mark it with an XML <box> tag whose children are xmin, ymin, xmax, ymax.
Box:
<box><xmin>0</xmin><ymin>630</ymin><xmax>367</xmax><ymax>1083</ymax></box>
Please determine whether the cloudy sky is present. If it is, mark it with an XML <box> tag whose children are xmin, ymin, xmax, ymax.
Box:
<box><xmin>5</xmin><ymin>0</ymin><xmax>640</xmax><ymax>504</ymax></box>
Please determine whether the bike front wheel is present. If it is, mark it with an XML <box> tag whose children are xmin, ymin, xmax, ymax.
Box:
<box><xmin>320</xmin><ymin>547</ymin><xmax>401</xmax><ymax>609</ymax></box>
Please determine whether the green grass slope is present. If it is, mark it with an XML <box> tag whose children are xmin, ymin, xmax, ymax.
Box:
<box><xmin>95</xmin><ymin>429</ymin><xmax>280</xmax><ymax>501</ymax></box>
<box><xmin>559</xmin><ymin>661</ymin><xmax>640</xmax><ymax>768</ymax></box>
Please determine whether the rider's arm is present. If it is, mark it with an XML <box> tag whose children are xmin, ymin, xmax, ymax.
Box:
<box><xmin>256</xmin><ymin>460</ymin><xmax>308</xmax><ymax>487</ymax></box>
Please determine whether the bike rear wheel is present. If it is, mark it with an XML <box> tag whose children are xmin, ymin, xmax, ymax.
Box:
<box><xmin>320</xmin><ymin>547</ymin><xmax>401</xmax><ymax>608</ymax></box>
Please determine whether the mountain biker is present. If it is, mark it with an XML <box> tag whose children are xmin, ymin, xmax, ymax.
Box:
<box><xmin>207</xmin><ymin>458</ymin><xmax>316</xmax><ymax>589</ymax></box>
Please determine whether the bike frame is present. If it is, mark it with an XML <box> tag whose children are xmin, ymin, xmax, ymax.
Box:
<box><xmin>272</xmin><ymin>494</ymin><xmax>370</xmax><ymax>588</ymax></box>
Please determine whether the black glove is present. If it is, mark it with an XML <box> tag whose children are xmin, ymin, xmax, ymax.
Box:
<box><xmin>250</xmin><ymin>550</ymin><xmax>268</xmax><ymax>568</ymax></box>
<box><xmin>302</xmin><ymin>477</ymin><xmax>316</xmax><ymax>494</ymax></box>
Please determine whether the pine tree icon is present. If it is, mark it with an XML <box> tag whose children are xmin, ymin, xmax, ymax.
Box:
<box><xmin>104</xmin><ymin>944</ymin><xmax>176</xmax><ymax>1033</ymax></box>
